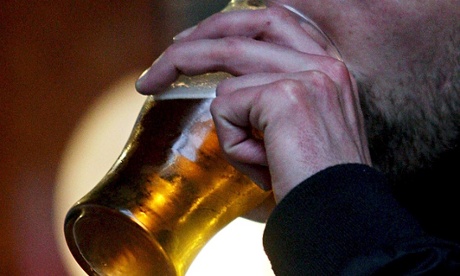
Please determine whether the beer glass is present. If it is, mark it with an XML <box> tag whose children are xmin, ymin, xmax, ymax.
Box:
<box><xmin>64</xmin><ymin>0</ymin><xmax>342</xmax><ymax>274</ymax></box>
<box><xmin>64</xmin><ymin>1</ymin><xmax>270</xmax><ymax>275</ymax></box>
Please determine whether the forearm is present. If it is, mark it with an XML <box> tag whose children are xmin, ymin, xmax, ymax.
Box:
<box><xmin>263</xmin><ymin>164</ymin><xmax>460</xmax><ymax>275</ymax></box>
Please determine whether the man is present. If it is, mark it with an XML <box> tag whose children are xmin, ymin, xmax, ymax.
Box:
<box><xmin>136</xmin><ymin>0</ymin><xmax>460</xmax><ymax>274</ymax></box>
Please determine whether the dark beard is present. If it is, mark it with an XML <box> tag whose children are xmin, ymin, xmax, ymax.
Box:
<box><xmin>356</xmin><ymin>56</ymin><xmax>460</xmax><ymax>185</ymax></box>
<box><xmin>356</xmin><ymin>46</ymin><xmax>460</xmax><ymax>241</ymax></box>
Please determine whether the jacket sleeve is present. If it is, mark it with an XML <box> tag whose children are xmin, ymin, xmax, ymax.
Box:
<box><xmin>263</xmin><ymin>164</ymin><xmax>460</xmax><ymax>275</ymax></box>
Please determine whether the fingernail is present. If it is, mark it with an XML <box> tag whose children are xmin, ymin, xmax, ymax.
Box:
<box><xmin>135</xmin><ymin>67</ymin><xmax>150</xmax><ymax>93</ymax></box>
<box><xmin>173</xmin><ymin>26</ymin><xmax>197</xmax><ymax>41</ymax></box>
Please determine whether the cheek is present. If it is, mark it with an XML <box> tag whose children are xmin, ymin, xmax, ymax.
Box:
<box><xmin>282</xmin><ymin>0</ymin><xmax>432</xmax><ymax>81</ymax></box>
<box><xmin>316</xmin><ymin>8</ymin><xmax>389</xmax><ymax>76</ymax></box>
<box><xmin>322</xmin><ymin>6</ymin><xmax>420</xmax><ymax>81</ymax></box>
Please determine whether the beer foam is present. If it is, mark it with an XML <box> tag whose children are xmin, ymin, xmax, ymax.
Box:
<box><xmin>154</xmin><ymin>72</ymin><xmax>232</xmax><ymax>100</ymax></box>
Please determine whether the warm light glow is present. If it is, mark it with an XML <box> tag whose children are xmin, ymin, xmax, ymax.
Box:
<box><xmin>53</xmin><ymin>72</ymin><xmax>274</xmax><ymax>275</ymax></box>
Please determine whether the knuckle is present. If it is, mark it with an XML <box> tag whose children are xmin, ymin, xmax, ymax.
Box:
<box><xmin>220</xmin><ymin>36</ymin><xmax>244</xmax><ymax>52</ymax></box>
<box><xmin>162</xmin><ymin>43</ymin><xmax>187</xmax><ymax>69</ymax></box>
<box><xmin>265</xmin><ymin>6</ymin><xmax>293</xmax><ymax>22</ymax></box>
<box><xmin>267</xmin><ymin>79</ymin><xmax>308</xmax><ymax>106</ymax></box>
<box><xmin>328</xmin><ymin>59</ymin><xmax>351</xmax><ymax>83</ymax></box>
<box><xmin>261</xmin><ymin>7</ymin><xmax>298</xmax><ymax>33</ymax></box>
<box><xmin>293</xmin><ymin>71</ymin><xmax>341</xmax><ymax>103</ymax></box>
<box><xmin>163</xmin><ymin>43</ymin><xmax>180</xmax><ymax>58</ymax></box>
<box><xmin>217</xmin><ymin>36</ymin><xmax>248</xmax><ymax>63</ymax></box>
<box><xmin>308</xmin><ymin>71</ymin><xmax>336</xmax><ymax>91</ymax></box>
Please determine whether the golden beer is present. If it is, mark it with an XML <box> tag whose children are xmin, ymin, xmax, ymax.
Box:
<box><xmin>64</xmin><ymin>96</ymin><xmax>271</xmax><ymax>275</ymax></box>
<box><xmin>64</xmin><ymin>1</ymin><xmax>271</xmax><ymax>275</ymax></box>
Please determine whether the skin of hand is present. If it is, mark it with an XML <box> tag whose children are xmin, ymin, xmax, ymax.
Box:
<box><xmin>211</xmin><ymin>71</ymin><xmax>371</xmax><ymax>202</ymax></box>
<box><xmin>135</xmin><ymin>6</ymin><xmax>372</xmax><ymax>203</ymax></box>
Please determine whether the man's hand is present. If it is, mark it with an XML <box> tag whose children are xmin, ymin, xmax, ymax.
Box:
<box><xmin>136</xmin><ymin>6</ymin><xmax>371</xmax><ymax>203</ymax></box>
<box><xmin>211</xmin><ymin>69</ymin><xmax>371</xmax><ymax>202</ymax></box>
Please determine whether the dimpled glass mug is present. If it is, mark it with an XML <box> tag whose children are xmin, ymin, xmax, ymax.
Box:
<box><xmin>64</xmin><ymin>1</ymin><xmax>340</xmax><ymax>275</ymax></box>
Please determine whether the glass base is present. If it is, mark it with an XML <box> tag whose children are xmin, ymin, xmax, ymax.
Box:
<box><xmin>65</xmin><ymin>206</ymin><xmax>176</xmax><ymax>276</ymax></box>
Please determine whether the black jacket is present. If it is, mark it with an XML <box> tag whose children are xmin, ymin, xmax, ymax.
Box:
<box><xmin>263</xmin><ymin>145</ymin><xmax>460</xmax><ymax>275</ymax></box>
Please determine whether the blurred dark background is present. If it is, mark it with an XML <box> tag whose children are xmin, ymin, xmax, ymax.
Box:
<box><xmin>0</xmin><ymin>1</ymin><xmax>226</xmax><ymax>275</ymax></box>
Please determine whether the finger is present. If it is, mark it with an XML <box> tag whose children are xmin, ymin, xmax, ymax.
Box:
<box><xmin>215</xmin><ymin>68</ymin><xmax>352</xmax><ymax>98</ymax></box>
<box><xmin>136</xmin><ymin>38</ymin><xmax>341</xmax><ymax>94</ymax></box>
<box><xmin>211</xmin><ymin>90</ymin><xmax>268</xmax><ymax>166</ymax></box>
<box><xmin>216</xmin><ymin>73</ymin><xmax>282</xmax><ymax>96</ymax></box>
<box><xmin>211</xmin><ymin>90</ymin><xmax>273</xmax><ymax>190</ymax></box>
<box><xmin>176</xmin><ymin>6</ymin><xmax>329</xmax><ymax>56</ymax></box>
